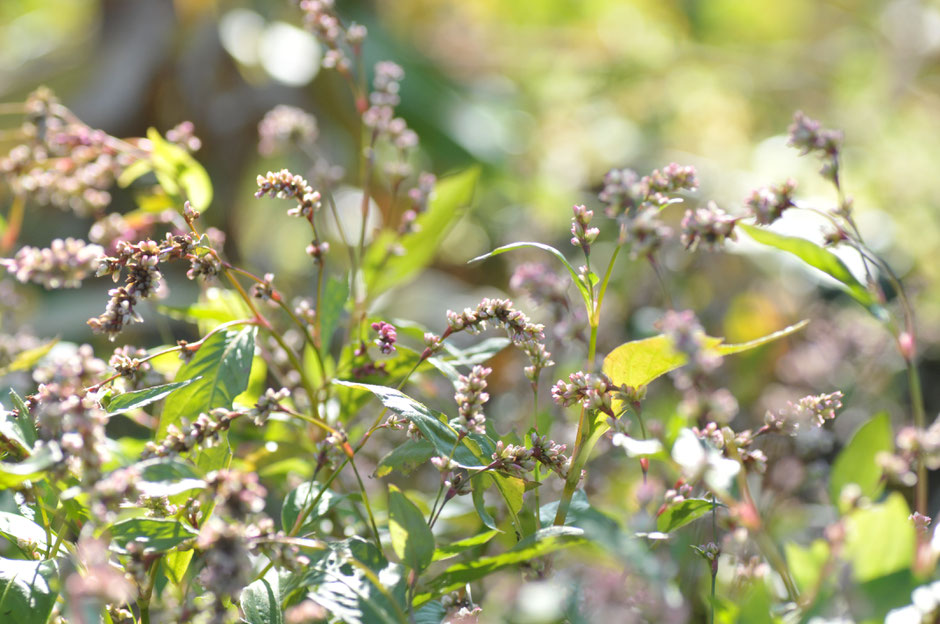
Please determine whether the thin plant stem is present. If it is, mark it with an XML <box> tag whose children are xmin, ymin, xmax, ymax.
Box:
<box><xmin>349</xmin><ymin>455</ymin><xmax>382</xmax><ymax>550</ymax></box>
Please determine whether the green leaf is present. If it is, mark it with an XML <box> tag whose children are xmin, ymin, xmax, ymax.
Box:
<box><xmin>469</xmin><ymin>241</ymin><xmax>590</xmax><ymax>307</ymax></box>
<box><xmin>375</xmin><ymin>439</ymin><xmax>434</xmax><ymax>478</ymax></box>
<box><xmin>415</xmin><ymin>527</ymin><xmax>586</xmax><ymax>606</ymax></box>
<box><xmin>0</xmin><ymin>512</ymin><xmax>54</xmax><ymax>553</ymax></box>
<box><xmin>108</xmin><ymin>518</ymin><xmax>198</xmax><ymax>554</ymax></box>
<box><xmin>163</xmin><ymin>549</ymin><xmax>194</xmax><ymax>587</ymax></box>
<box><xmin>388</xmin><ymin>485</ymin><xmax>435</xmax><ymax>573</ymax></box>
<box><xmin>843</xmin><ymin>493</ymin><xmax>915</xmax><ymax>582</ymax></box>
<box><xmin>333</xmin><ymin>381</ymin><xmax>490</xmax><ymax>469</ymax></box>
<box><xmin>739</xmin><ymin>223</ymin><xmax>881</xmax><ymax>313</ymax></box>
<box><xmin>414</xmin><ymin>601</ymin><xmax>447</xmax><ymax>624</ymax></box>
<box><xmin>160</xmin><ymin>326</ymin><xmax>257</xmax><ymax>436</ymax></box>
<box><xmin>318</xmin><ymin>275</ymin><xmax>349</xmax><ymax>347</ymax></box>
<box><xmin>157</xmin><ymin>287</ymin><xmax>252</xmax><ymax>329</ymax></box>
<box><xmin>365</xmin><ymin>168</ymin><xmax>479</xmax><ymax>295</ymax></box>
<box><xmin>829</xmin><ymin>412</ymin><xmax>893</xmax><ymax>510</ymax></box>
<box><xmin>432</xmin><ymin>530</ymin><xmax>499</xmax><ymax>563</ymax></box>
<box><xmin>784</xmin><ymin>539</ymin><xmax>830</xmax><ymax>594</ymax></box>
<box><xmin>0</xmin><ymin>339</ymin><xmax>58</xmax><ymax>377</ymax></box>
<box><xmin>241</xmin><ymin>567</ymin><xmax>284</xmax><ymax>624</ymax></box>
<box><xmin>471</xmin><ymin>473</ymin><xmax>499</xmax><ymax>531</ymax></box>
<box><xmin>281</xmin><ymin>482</ymin><xmax>345</xmax><ymax>535</ymax></box>
<box><xmin>656</xmin><ymin>498</ymin><xmax>715</xmax><ymax>533</ymax></box>
<box><xmin>147</xmin><ymin>128</ymin><xmax>213</xmax><ymax>211</ymax></box>
<box><xmin>283</xmin><ymin>537</ymin><xmax>408</xmax><ymax>624</ymax></box>
<box><xmin>0</xmin><ymin>444</ymin><xmax>62</xmax><ymax>488</ymax></box>
<box><xmin>6</xmin><ymin>391</ymin><xmax>35</xmax><ymax>451</ymax></box>
<box><xmin>603</xmin><ymin>320</ymin><xmax>808</xmax><ymax>390</ymax></box>
<box><xmin>106</xmin><ymin>379</ymin><xmax>197</xmax><ymax>416</ymax></box>
<box><xmin>133</xmin><ymin>458</ymin><xmax>205</xmax><ymax>498</ymax></box>
<box><xmin>0</xmin><ymin>558</ymin><xmax>58</xmax><ymax>624</ymax></box>
<box><xmin>117</xmin><ymin>158</ymin><xmax>153</xmax><ymax>188</ymax></box>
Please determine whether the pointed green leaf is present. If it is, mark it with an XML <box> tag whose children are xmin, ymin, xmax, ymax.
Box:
<box><xmin>0</xmin><ymin>558</ymin><xmax>58</xmax><ymax>624</ymax></box>
<box><xmin>603</xmin><ymin>320</ymin><xmax>808</xmax><ymax>390</ymax></box>
<box><xmin>414</xmin><ymin>527</ymin><xmax>586</xmax><ymax>606</ymax></box>
<box><xmin>106</xmin><ymin>379</ymin><xmax>197</xmax><ymax>416</ymax></box>
<box><xmin>281</xmin><ymin>482</ymin><xmax>345</xmax><ymax>535</ymax></box>
<box><xmin>843</xmin><ymin>493</ymin><xmax>914</xmax><ymax>581</ymax></box>
<box><xmin>829</xmin><ymin>412</ymin><xmax>893</xmax><ymax>509</ymax></box>
<box><xmin>147</xmin><ymin>128</ymin><xmax>213</xmax><ymax>211</ymax></box>
<box><xmin>0</xmin><ymin>512</ymin><xmax>54</xmax><ymax>553</ymax></box>
<box><xmin>0</xmin><ymin>444</ymin><xmax>62</xmax><ymax>488</ymax></box>
<box><xmin>6</xmin><ymin>391</ymin><xmax>35</xmax><ymax>451</ymax></box>
<box><xmin>241</xmin><ymin>567</ymin><xmax>285</xmax><ymax>624</ymax></box>
<box><xmin>0</xmin><ymin>339</ymin><xmax>58</xmax><ymax>377</ymax></box>
<box><xmin>133</xmin><ymin>458</ymin><xmax>206</xmax><ymax>498</ymax></box>
<box><xmin>432</xmin><ymin>530</ymin><xmax>499</xmax><ymax>563</ymax></box>
<box><xmin>159</xmin><ymin>327</ymin><xmax>257</xmax><ymax>436</ymax></box>
<box><xmin>388</xmin><ymin>485</ymin><xmax>434</xmax><ymax>573</ymax></box>
<box><xmin>469</xmin><ymin>241</ymin><xmax>590</xmax><ymax>306</ymax></box>
<box><xmin>375</xmin><ymin>439</ymin><xmax>434</xmax><ymax>478</ymax></box>
<box><xmin>318</xmin><ymin>275</ymin><xmax>349</xmax><ymax>348</ymax></box>
<box><xmin>365</xmin><ymin>168</ymin><xmax>479</xmax><ymax>295</ymax></box>
<box><xmin>656</xmin><ymin>498</ymin><xmax>715</xmax><ymax>533</ymax></box>
<box><xmin>108</xmin><ymin>518</ymin><xmax>198</xmax><ymax>554</ymax></box>
<box><xmin>740</xmin><ymin>223</ymin><xmax>879</xmax><ymax>313</ymax></box>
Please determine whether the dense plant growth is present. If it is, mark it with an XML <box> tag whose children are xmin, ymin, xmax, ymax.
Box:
<box><xmin>0</xmin><ymin>2</ymin><xmax>935</xmax><ymax>623</ymax></box>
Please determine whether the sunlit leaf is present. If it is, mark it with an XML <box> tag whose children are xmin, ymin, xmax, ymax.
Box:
<box><xmin>469</xmin><ymin>241</ymin><xmax>590</xmax><ymax>306</ymax></box>
<box><xmin>105</xmin><ymin>379</ymin><xmax>197</xmax><ymax>416</ymax></box>
<box><xmin>375</xmin><ymin>439</ymin><xmax>434</xmax><ymax>478</ymax></box>
<box><xmin>365</xmin><ymin>168</ymin><xmax>479</xmax><ymax>295</ymax></box>
<box><xmin>241</xmin><ymin>567</ymin><xmax>284</xmax><ymax>624</ymax></box>
<box><xmin>0</xmin><ymin>512</ymin><xmax>54</xmax><ymax>553</ymax></box>
<box><xmin>160</xmin><ymin>327</ymin><xmax>257</xmax><ymax>436</ymax></box>
<box><xmin>0</xmin><ymin>444</ymin><xmax>62</xmax><ymax>488</ymax></box>
<box><xmin>829</xmin><ymin>412</ymin><xmax>893</xmax><ymax>510</ymax></box>
<box><xmin>108</xmin><ymin>518</ymin><xmax>198</xmax><ymax>554</ymax></box>
<box><xmin>0</xmin><ymin>339</ymin><xmax>58</xmax><ymax>377</ymax></box>
<box><xmin>0</xmin><ymin>558</ymin><xmax>58</xmax><ymax>624</ymax></box>
<box><xmin>657</xmin><ymin>498</ymin><xmax>715</xmax><ymax>533</ymax></box>
<box><xmin>843</xmin><ymin>493</ymin><xmax>914</xmax><ymax>582</ymax></box>
<box><xmin>133</xmin><ymin>458</ymin><xmax>206</xmax><ymax>498</ymax></box>
<box><xmin>740</xmin><ymin>224</ymin><xmax>881</xmax><ymax>315</ymax></box>
<box><xmin>147</xmin><ymin>128</ymin><xmax>213</xmax><ymax>211</ymax></box>
<box><xmin>432</xmin><ymin>530</ymin><xmax>499</xmax><ymax>563</ymax></box>
<box><xmin>281</xmin><ymin>482</ymin><xmax>345</xmax><ymax>535</ymax></box>
<box><xmin>318</xmin><ymin>275</ymin><xmax>349</xmax><ymax>348</ymax></box>
<box><xmin>415</xmin><ymin>527</ymin><xmax>586</xmax><ymax>606</ymax></box>
<box><xmin>388</xmin><ymin>485</ymin><xmax>434</xmax><ymax>573</ymax></box>
<box><xmin>603</xmin><ymin>320</ymin><xmax>807</xmax><ymax>390</ymax></box>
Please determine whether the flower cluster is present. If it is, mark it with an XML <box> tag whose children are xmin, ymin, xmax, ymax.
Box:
<box><xmin>30</xmin><ymin>382</ymin><xmax>107</xmax><ymax>480</ymax></box>
<box><xmin>258</xmin><ymin>105</ymin><xmax>318</xmax><ymax>156</ymax></box>
<box><xmin>88</xmin><ymin>234</ymin><xmax>198</xmax><ymax>339</ymax></box>
<box><xmin>491</xmin><ymin>440</ymin><xmax>536</xmax><ymax>478</ymax></box>
<box><xmin>255</xmin><ymin>169</ymin><xmax>322</xmax><ymax>219</ymax></box>
<box><xmin>165</xmin><ymin>120</ymin><xmax>202</xmax><ymax>153</ymax></box>
<box><xmin>2</xmin><ymin>238</ymin><xmax>104</xmax><ymax>289</ymax></box>
<box><xmin>371</xmin><ymin>321</ymin><xmax>398</xmax><ymax>355</ymax></box>
<box><xmin>0</xmin><ymin>88</ymin><xmax>136</xmax><ymax>216</ymax></box>
<box><xmin>680</xmin><ymin>202</ymin><xmax>737</xmax><ymax>251</ymax></box>
<box><xmin>529</xmin><ymin>433</ymin><xmax>571</xmax><ymax>478</ymax></box>
<box><xmin>296</xmin><ymin>0</ymin><xmax>366</xmax><ymax>72</ymax></box>
<box><xmin>399</xmin><ymin>172</ymin><xmax>436</xmax><ymax>234</ymax></box>
<box><xmin>363</xmin><ymin>61</ymin><xmax>418</xmax><ymax>160</ymax></box>
<box><xmin>745</xmin><ymin>179</ymin><xmax>797</xmax><ymax>225</ymax></box>
<box><xmin>454</xmin><ymin>365</ymin><xmax>492</xmax><ymax>435</ymax></box>
<box><xmin>445</xmin><ymin>297</ymin><xmax>545</xmax><ymax>346</ymax></box>
<box><xmin>249</xmin><ymin>387</ymin><xmax>290</xmax><ymax>426</ymax></box>
<box><xmin>788</xmin><ymin>112</ymin><xmax>842</xmax><ymax>159</ymax></box>
<box><xmin>142</xmin><ymin>408</ymin><xmax>243</xmax><ymax>458</ymax></box>
<box><xmin>763</xmin><ymin>391</ymin><xmax>844</xmax><ymax>434</ymax></box>
<box><xmin>551</xmin><ymin>371</ymin><xmax>614</xmax><ymax>416</ymax></box>
<box><xmin>570</xmin><ymin>204</ymin><xmax>600</xmax><ymax>252</ymax></box>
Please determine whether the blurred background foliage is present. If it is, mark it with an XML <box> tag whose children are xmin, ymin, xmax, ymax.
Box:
<box><xmin>2</xmin><ymin>0</ymin><xmax>940</xmax><ymax>619</ymax></box>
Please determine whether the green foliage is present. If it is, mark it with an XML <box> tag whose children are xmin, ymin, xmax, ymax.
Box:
<box><xmin>387</xmin><ymin>485</ymin><xmax>435</xmax><ymax>572</ymax></box>
<box><xmin>365</xmin><ymin>168</ymin><xmax>479</xmax><ymax>295</ymax></box>
<box><xmin>740</xmin><ymin>224</ymin><xmax>884</xmax><ymax>317</ymax></box>
<box><xmin>0</xmin><ymin>558</ymin><xmax>58</xmax><ymax>624</ymax></box>
<box><xmin>160</xmin><ymin>327</ymin><xmax>257</xmax><ymax>436</ymax></box>
<box><xmin>108</xmin><ymin>518</ymin><xmax>198</xmax><ymax>554</ymax></box>
<box><xmin>829</xmin><ymin>412</ymin><xmax>893</xmax><ymax>509</ymax></box>
<box><xmin>241</xmin><ymin>568</ymin><xmax>285</xmax><ymax>624</ymax></box>
<box><xmin>104</xmin><ymin>379</ymin><xmax>197</xmax><ymax>416</ymax></box>
<box><xmin>603</xmin><ymin>319</ymin><xmax>808</xmax><ymax>390</ymax></box>
<box><xmin>0</xmin><ymin>444</ymin><xmax>61</xmax><ymax>488</ymax></box>
<box><xmin>656</xmin><ymin>498</ymin><xmax>715</xmax><ymax>533</ymax></box>
<box><xmin>843</xmin><ymin>493</ymin><xmax>915</xmax><ymax>582</ymax></box>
